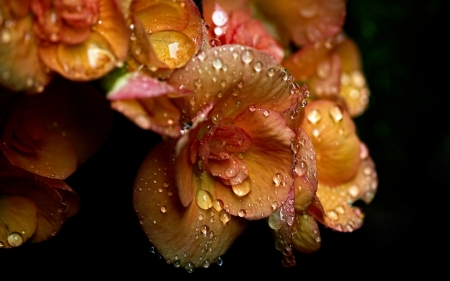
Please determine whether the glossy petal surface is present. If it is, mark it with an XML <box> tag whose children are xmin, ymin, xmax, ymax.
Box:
<box><xmin>133</xmin><ymin>141</ymin><xmax>247</xmax><ymax>269</ymax></box>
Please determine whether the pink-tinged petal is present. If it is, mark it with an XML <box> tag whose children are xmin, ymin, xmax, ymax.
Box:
<box><xmin>267</xmin><ymin>186</ymin><xmax>297</xmax><ymax>267</ymax></box>
<box><xmin>301</xmin><ymin>100</ymin><xmax>360</xmax><ymax>186</ymax></box>
<box><xmin>215</xmin><ymin>108</ymin><xmax>295</xmax><ymax>220</ymax></box>
<box><xmin>252</xmin><ymin>0</ymin><xmax>346</xmax><ymax>46</ymax></box>
<box><xmin>0</xmin><ymin>196</ymin><xmax>37</xmax><ymax>248</ymax></box>
<box><xmin>292</xmin><ymin>211</ymin><xmax>321</xmax><ymax>253</ymax></box>
<box><xmin>181</xmin><ymin>0</ymin><xmax>204</xmax><ymax>54</ymax></box>
<box><xmin>0</xmin><ymin>14</ymin><xmax>53</xmax><ymax>93</ymax></box>
<box><xmin>107</xmin><ymin>72</ymin><xmax>190</xmax><ymax>100</ymax></box>
<box><xmin>95</xmin><ymin>0</ymin><xmax>130</xmax><ymax>62</ymax></box>
<box><xmin>168</xmin><ymin>45</ymin><xmax>304</xmax><ymax>120</ymax></box>
<box><xmin>110</xmin><ymin>95</ymin><xmax>182</xmax><ymax>138</ymax></box>
<box><xmin>133</xmin><ymin>141</ymin><xmax>247</xmax><ymax>269</ymax></box>
<box><xmin>174</xmin><ymin>134</ymin><xmax>195</xmax><ymax>207</ymax></box>
<box><xmin>292</xmin><ymin>126</ymin><xmax>318</xmax><ymax>188</ymax></box>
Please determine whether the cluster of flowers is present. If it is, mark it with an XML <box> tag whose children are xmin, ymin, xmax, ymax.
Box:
<box><xmin>0</xmin><ymin>0</ymin><xmax>378</xmax><ymax>272</ymax></box>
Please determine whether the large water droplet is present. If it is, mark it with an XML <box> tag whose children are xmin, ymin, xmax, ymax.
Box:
<box><xmin>219</xmin><ymin>210</ymin><xmax>231</xmax><ymax>224</ymax></box>
<box><xmin>212</xmin><ymin>58</ymin><xmax>223</xmax><ymax>70</ymax></box>
<box><xmin>329</xmin><ymin>106</ymin><xmax>343</xmax><ymax>122</ymax></box>
<box><xmin>238</xmin><ymin>209</ymin><xmax>247</xmax><ymax>217</ymax></box>
<box><xmin>253</xmin><ymin>61</ymin><xmax>263</xmax><ymax>72</ymax></box>
<box><xmin>202</xmin><ymin>259</ymin><xmax>211</xmax><ymax>268</ymax></box>
<box><xmin>201</xmin><ymin>224</ymin><xmax>210</xmax><ymax>235</ymax></box>
<box><xmin>160</xmin><ymin>206</ymin><xmax>167</xmax><ymax>213</ymax></box>
<box><xmin>196</xmin><ymin>189</ymin><xmax>213</xmax><ymax>210</ymax></box>
<box><xmin>307</xmin><ymin>109</ymin><xmax>321</xmax><ymax>124</ymax></box>
<box><xmin>294</xmin><ymin>160</ymin><xmax>308</xmax><ymax>176</ymax></box>
<box><xmin>212</xmin><ymin>10</ymin><xmax>228</xmax><ymax>27</ymax></box>
<box><xmin>241</xmin><ymin>50</ymin><xmax>254</xmax><ymax>64</ymax></box>
<box><xmin>267</xmin><ymin>68</ymin><xmax>276</xmax><ymax>77</ymax></box>
<box><xmin>213</xmin><ymin>199</ymin><xmax>224</xmax><ymax>211</ymax></box>
<box><xmin>7</xmin><ymin>232</ymin><xmax>24</xmax><ymax>247</ymax></box>
<box><xmin>185</xmin><ymin>262</ymin><xmax>195</xmax><ymax>273</ymax></box>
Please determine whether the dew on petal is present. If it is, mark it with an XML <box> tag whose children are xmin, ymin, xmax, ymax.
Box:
<box><xmin>253</xmin><ymin>61</ymin><xmax>263</xmax><ymax>72</ymax></box>
<box><xmin>201</xmin><ymin>224</ymin><xmax>210</xmax><ymax>235</ymax></box>
<box><xmin>212</xmin><ymin>199</ymin><xmax>224</xmax><ymax>211</ymax></box>
<box><xmin>7</xmin><ymin>232</ymin><xmax>24</xmax><ymax>247</ymax></box>
<box><xmin>267</xmin><ymin>68</ymin><xmax>276</xmax><ymax>77</ymax></box>
<box><xmin>212</xmin><ymin>58</ymin><xmax>223</xmax><ymax>70</ymax></box>
<box><xmin>160</xmin><ymin>206</ymin><xmax>167</xmax><ymax>213</ymax></box>
<box><xmin>196</xmin><ymin>189</ymin><xmax>214</xmax><ymax>210</ymax></box>
<box><xmin>307</xmin><ymin>109</ymin><xmax>321</xmax><ymax>124</ymax></box>
<box><xmin>238</xmin><ymin>209</ymin><xmax>247</xmax><ymax>217</ymax></box>
<box><xmin>219</xmin><ymin>210</ymin><xmax>231</xmax><ymax>224</ymax></box>
<box><xmin>289</xmin><ymin>83</ymin><xmax>301</xmax><ymax>95</ymax></box>
<box><xmin>273</xmin><ymin>173</ymin><xmax>284</xmax><ymax>187</ymax></box>
<box><xmin>241</xmin><ymin>50</ymin><xmax>254</xmax><ymax>64</ymax></box>
<box><xmin>329</xmin><ymin>106</ymin><xmax>343</xmax><ymax>122</ymax></box>
<box><xmin>185</xmin><ymin>262</ymin><xmax>195</xmax><ymax>273</ymax></box>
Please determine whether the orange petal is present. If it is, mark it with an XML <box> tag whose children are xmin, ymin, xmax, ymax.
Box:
<box><xmin>214</xmin><ymin>108</ymin><xmax>295</xmax><ymax>219</ymax></box>
<box><xmin>310</xmin><ymin>145</ymin><xmax>378</xmax><ymax>232</ymax></box>
<box><xmin>301</xmin><ymin>99</ymin><xmax>360</xmax><ymax>186</ymax></box>
<box><xmin>180</xmin><ymin>0</ymin><xmax>203</xmax><ymax>54</ymax></box>
<box><xmin>252</xmin><ymin>0</ymin><xmax>346</xmax><ymax>46</ymax></box>
<box><xmin>133</xmin><ymin>141</ymin><xmax>247</xmax><ymax>270</ymax></box>
<box><xmin>168</xmin><ymin>45</ymin><xmax>304</xmax><ymax>120</ymax></box>
<box><xmin>292</xmin><ymin>211</ymin><xmax>321</xmax><ymax>253</ymax></box>
<box><xmin>95</xmin><ymin>0</ymin><xmax>130</xmax><ymax>62</ymax></box>
<box><xmin>38</xmin><ymin>32</ymin><xmax>119</xmax><ymax>81</ymax></box>
<box><xmin>0</xmin><ymin>196</ymin><xmax>37</xmax><ymax>248</ymax></box>
<box><xmin>0</xmin><ymin>14</ymin><xmax>52</xmax><ymax>93</ymax></box>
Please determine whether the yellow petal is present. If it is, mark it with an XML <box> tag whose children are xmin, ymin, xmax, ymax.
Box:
<box><xmin>292</xmin><ymin>211</ymin><xmax>321</xmax><ymax>253</ymax></box>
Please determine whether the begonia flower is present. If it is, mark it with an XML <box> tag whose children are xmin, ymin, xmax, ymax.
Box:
<box><xmin>0</xmin><ymin>0</ymin><xmax>130</xmax><ymax>93</ymax></box>
<box><xmin>202</xmin><ymin>0</ymin><xmax>284</xmax><ymax>62</ymax></box>
<box><xmin>0</xmin><ymin>77</ymin><xmax>113</xmax><ymax>179</ymax></box>
<box><xmin>133</xmin><ymin>44</ymin><xmax>317</xmax><ymax>271</ymax></box>
<box><xmin>300</xmin><ymin>99</ymin><xmax>378</xmax><ymax>232</ymax></box>
<box><xmin>0</xmin><ymin>158</ymin><xmax>80</xmax><ymax>248</ymax></box>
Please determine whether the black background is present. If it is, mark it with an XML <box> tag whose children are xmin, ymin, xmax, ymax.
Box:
<box><xmin>0</xmin><ymin>0</ymin><xmax>446</xmax><ymax>278</ymax></box>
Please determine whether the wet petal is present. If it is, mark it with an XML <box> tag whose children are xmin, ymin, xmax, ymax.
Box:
<box><xmin>0</xmin><ymin>14</ymin><xmax>52</xmax><ymax>93</ymax></box>
<box><xmin>168</xmin><ymin>45</ymin><xmax>303</xmax><ymax>120</ymax></box>
<box><xmin>268</xmin><ymin>186</ymin><xmax>297</xmax><ymax>267</ymax></box>
<box><xmin>301</xmin><ymin>99</ymin><xmax>360</xmax><ymax>186</ymax></box>
<box><xmin>110</xmin><ymin>95</ymin><xmax>183</xmax><ymax>138</ymax></box>
<box><xmin>215</xmin><ymin>108</ymin><xmax>295</xmax><ymax>219</ymax></box>
<box><xmin>252</xmin><ymin>0</ymin><xmax>346</xmax><ymax>46</ymax></box>
<box><xmin>0</xmin><ymin>196</ymin><xmax>37</xmax><ymax>248</ymax></box>
<box><xmin>95</xmin><ymin>0</ymin><xmax>130</xmax><ymax>62</ymax></box>
<box><xmin>292</xmin><ymin>211</ymin><xmax>321</xmax><ymax>253</ymax></box>
<box><xmin>307</xmin><ymin>146</ymin><xmax>377</xmax><ymax>232</ymax></box>
<box><xmin>38</xmin><ymin>32</ymin><xmax>119</xmax><ymax>81</ymax></box>
<box><xmin>133</xmin><ymin>141</ymin><xmax>247</xmax><ymax>270</ymax></box>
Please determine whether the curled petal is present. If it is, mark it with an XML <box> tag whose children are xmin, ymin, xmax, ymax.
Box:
<box><xmin>301</xmin><ymin>99</ymin><xmax>360</xmax><ymax>186</ymax></box>
<box><xmin>168</xmin><ymin>45</ymin><xmax>303</xmax><ymax>120</ymax></box>
<box><xmin>215</xmin><ymin>108</ymin><xmax>295</xmax><ymax>219</ymax></box>
<box><xmin>133</xmin><ymin>141</ymin><xmax>247</xmax><ymax>269</ymax></box>
<box><xmin>292</xmin><ymin>211</ymin><xmax>321</xmax><ymax>253</ymax></box>
<box><xmin>252</xmin><ymin>0</ymin><xmax>346</xmax><ymax>46</ymax></box>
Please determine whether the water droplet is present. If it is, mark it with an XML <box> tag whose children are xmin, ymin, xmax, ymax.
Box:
<box><xmin>7</xmin><ymin>232</ymin><xmax>24</xmax><ymax>247</ymax></box>
<box><xmin>220</xmin><ymin>80</ymin><xmax>227</xmax><ymax>88</ymax></box>
<box><xmin>273</xmin><ymin>173</ymin><xmax>284</xmax><ymax>187</ymax></box>
<box><xmin>185</xmin><ymin>262</ymin><xmax>195</xmax><ymax>273</ymax></box>
<box><xmin>307</xmin><ymin>109</ymin><xmax>321</xmax><ymax>124</ymax></box>
<box><xmin>198</xmin><ymin>214</ymin><xmax>204</xmax><ymax>221</ymax></box>
<box><xmin>326</xmin><ymin>210</ymin><xmax>339</xmax><ymax>221</ymax></box>
<box><xmin>197</xmin><ymin>50</ymin><xmax>207</xmax><ymax>61</ymax></box>
<box><xmin>248</xmin><ymin>105</ymin><xmax>256</xmax><ymax>112</ymax></box>
<box><xmin>194</xmin><ymin>78</ymin><xmax>202</xmax><ymax>88</ymax></box>
<box><xmin>160</xmin><ymin>206</ymin><xmax>167</xmax><ymax>213</ymax></box>
<box><xmin>201</xmin><ymin>224</ymin><xmax>210</xmax><ymax>235</ymax></box>
<box><xmin>217</xmin><ymin>257</ymin><xmax>224</xmax><ymax>266</ymax></box>
<box><xmin>335</xmin><ymin>206</ymin><xmax>345</xmax><ymax>215</ymax></box>
<box><xmin>241</xmin><ymin>49</ymin><xmax>254</xmax><ymax>64</ymax></box>
<box><xmin>238</xmin><ymin>209</ymin><xmax>247</xmax><ymax>217</ymax></box>
<box><xmin>1</xmin><ymin>28</ymin><xmax>11</xmax><ymax>44</ymax></box>
<box><xmin>219</xmin><ymin>210</ymin><xmax>231</xmax><ymax>224</ymax></box>
<box><xmin>289</xmin><ymin>83</ymin><xmax>300</xmax><ymax>95</ymax></box>
<box><xmin>212</xmin><ymin>10</ymin><xmax>228</xmax><ymax>27</ymax></box>
<box><xmin>213</xmin><ymin>199</ymin><xmax>224</xmax><ymax>211</ymax></box>
<box><xmin>0</xmin><ymin>241</ymin><xmax>4</xmax><ymax>248</ymax></box>
<box><xmin>253</xmin><ymin>61</ymin><xmax>263</xmax><ymax>72</ymax></box>
<box><xmin>271</xmin><ymin>201</ymin><xmax>279</xmax><ymax>210</ymax></box>
<box><xmin>202</xmin><ymin>259</ymin><xmax>211</xmax><ymax>268</ymax></box>
<box><xmin>232</xmin><ymin>51</ymin><xmax>239</xmax><ymax>59</ymax></box>
<box><xmin>294</xmin><ymin>160</ymin><xmax>308</xmax><ymax>176</ymax></box>
<box><xmin>225</xmin><ymin>167</ymin><xmax>236</xmax><ymax>177</ymax></box>
<box><xmin>267</xmin><ymin>68</ymin><xmax>276</xmax><ymax>77</ymax></box>
<box><xmin>299</xmin><ymin>3</ymin><xmax>318</xmax><ymax>18</ymax></box>
<box><xmin>212</xmin><ymin>58</ymin><xmax>223</xmax><ymax>70</ymax></box>
<box><xmin>315</xmin><ymin>236</ymin><xmax>321</xmax><ymax>243</ymax></box>
<box><xmin>301</xmin><ymin>99</ymin><xmax>308</xmax><ymax>107</ymax></box>
<box><xmin>263</xmin><ymin>110</ymin><xmax>269</xmax><ymax>117</ymax></box>
<box><xmin>211</xmin><ymin>110</ymin><xmax>223</xmax><ymax>124</ymax></box>
<box><xmin>329</xmin><ymin>106</ymin><xmax>343</xmax><ymax>122</ymax></box>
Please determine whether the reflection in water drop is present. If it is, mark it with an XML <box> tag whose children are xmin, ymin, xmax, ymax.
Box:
<box><xmin>7</xmin><ymin>232</ymin><xmax>24</xmax><ymax>247</ymax></box>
